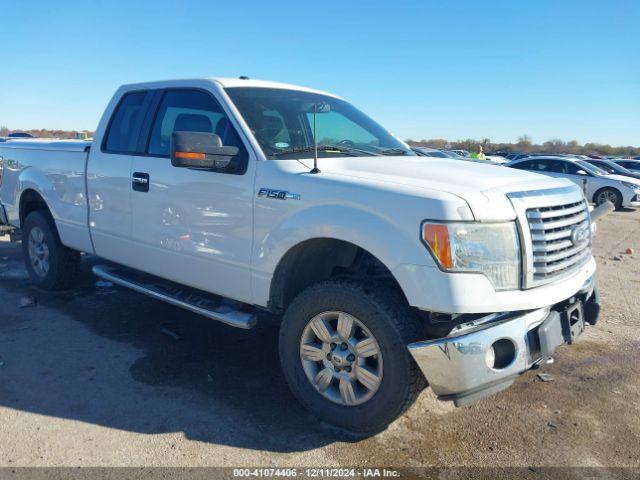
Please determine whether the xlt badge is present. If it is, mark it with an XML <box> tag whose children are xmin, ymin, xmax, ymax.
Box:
<box><xmin>257</xmin><ymin>188</ymin><xmax>301</xmax><ymax>200</ymax></box>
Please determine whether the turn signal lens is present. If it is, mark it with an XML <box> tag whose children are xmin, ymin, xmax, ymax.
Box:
<box><xmin>422</xmin><ymin>223</ymin><xmax>453</xmax><ymax>268</ymax></box>
<box><xmin>175</xmin><ymin>151</ymin><xmax>205</xmax><ymax>160</ymax></box>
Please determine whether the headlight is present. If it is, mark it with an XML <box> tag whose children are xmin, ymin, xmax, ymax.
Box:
<box><xmin>421</xmin><ymin>221</ymin><xmax>521</xmax><ymax>290</ymax></box>
<box><xmin>621</xmin><ymin>181</ymin><xmax>640</xmax><ymax>191</ymax></box>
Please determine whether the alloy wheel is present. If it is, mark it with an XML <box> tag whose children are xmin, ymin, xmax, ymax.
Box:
<box><xmin>27</xmin><ymin>226</ymin><xmax>50</xmax><ymax>278</ymax></box>
<box><xmin>299</xmin><ymin>311</ymin><xmax>383</xmax><ymax>406</ymax></box>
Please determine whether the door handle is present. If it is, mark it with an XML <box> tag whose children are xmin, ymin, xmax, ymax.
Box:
<box><xmin>132</xmin><ymin>172</ymin><xmax>150</xmax><ymax>192</ymax></box>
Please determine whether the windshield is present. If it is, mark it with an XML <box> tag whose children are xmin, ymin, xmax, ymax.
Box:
<box><xmin>589</xmin><ymin>161</ymin><xmax>618</xmax><ymax>174</ymax></box>
<box><xmin>577</xmin><ymin>160</ymin><xmax>607</xmax><ymax>175</ymax></box>
<box><xmin>225</xmin><ymin>87</ymin><xmax>414</xmax><ymax>159</ymax></box>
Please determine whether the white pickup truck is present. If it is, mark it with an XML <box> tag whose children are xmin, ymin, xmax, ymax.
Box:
<box><xmin>0</xmin><ymin>77</ymin><xmax>602</xmax><ymax>434</ymax></box>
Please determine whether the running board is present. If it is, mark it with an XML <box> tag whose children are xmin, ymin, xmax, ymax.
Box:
<box><xmin>92</xmin><ymin>264</ymin><xmax>257</xmax><ymax>329</ymax></box>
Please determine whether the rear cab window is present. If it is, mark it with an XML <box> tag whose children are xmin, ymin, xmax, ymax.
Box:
<box><xmin>103</xmin><ymin>91</ymin><xmax>152</xmax><ymax>154</ymax></box>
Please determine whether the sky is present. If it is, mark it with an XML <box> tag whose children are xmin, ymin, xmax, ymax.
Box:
<box><xmin>1</xmin><ymin>0</ymin><xmax>638</xmax><ymax>146</ymax></box>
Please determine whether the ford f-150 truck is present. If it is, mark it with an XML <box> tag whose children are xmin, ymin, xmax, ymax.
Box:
<box><xmin>0</xmin><ymin>78</ymin><xmax>602</xmax><ymax>434</ymax></box>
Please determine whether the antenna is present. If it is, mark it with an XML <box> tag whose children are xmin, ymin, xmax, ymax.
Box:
<box><xmin>310</xmin><ymin>102</ymin><xmax>321</xmax><ymax>174</ymax></box>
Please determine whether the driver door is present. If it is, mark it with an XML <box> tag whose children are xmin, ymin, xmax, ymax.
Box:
<box><xmin>128</xmin><ymin>88</ymin><xmax>255</xmax><ymax>303</ymax></box>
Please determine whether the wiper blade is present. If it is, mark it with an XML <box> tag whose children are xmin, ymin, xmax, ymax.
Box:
<box><xmin>271</xmin><ymin>144</ymin><xmax>381</xmax><ymax>157</ymax></box>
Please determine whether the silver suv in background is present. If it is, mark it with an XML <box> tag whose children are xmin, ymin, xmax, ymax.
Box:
<box><xmin>508</xmin><ymin>156</ymin><xmax>640</xmax><ymax>209</ymax></box>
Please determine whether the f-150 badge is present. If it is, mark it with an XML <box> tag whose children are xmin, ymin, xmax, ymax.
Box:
<box><xmin>257</xmin><ymin>188</ymin><xmax>301</xmax><ymax>200</ymax></box>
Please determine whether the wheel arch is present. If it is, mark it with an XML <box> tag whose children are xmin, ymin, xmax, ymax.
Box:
<box><xmin>268</xmin><ymin>237</ymin><xmax>408</xmax><ymax>313</ymax></box>
<box><xmin>592</xmin><ymin>186</ymin><xmax>622</xmax><ymax>207</ymax></box>
<box><xmin>19</xmin><ymin>188</ymin><xmax>52</xmax><ymax>227</ymax></box>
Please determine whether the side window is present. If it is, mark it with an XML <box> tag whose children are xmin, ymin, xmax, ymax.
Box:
<box><xmin>147</xmin><ymin>89</ymin><xmax>245</xmax><ymax>157</ymax></box>
<box><xmin>104</xmin><ymin>91</ymin><xmax>149</xmax><ymax>153</ymax></box>
<box><xmin>530</xmin><ymin>160</ymin><xmax>551</xmax><ymax>172</ymax></box>
<box><xmin>546</xmin><ymin>160</ymin><xmax>565</xmax><ymax>173</ymax></box>
<box><xmin>511</xmin><ymin>160</ymin><xmax>535</xmax><ymax>170</ymax></box>
<box><xmin>564</xmin><ymin>162</ymin><xmax>584</xmax><ymax>175</ymax></box>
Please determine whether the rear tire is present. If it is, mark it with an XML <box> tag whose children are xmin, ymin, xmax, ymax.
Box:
<box><xmin>594</xmin><ymin>187</ymin><xmax>622</xmax><ymax>210</ymax></box>
<box><xmin>22</xmin><ymin>210</ymin><xmax>79</xmax><ymax>290</ymax></box>
<box><xmin>279</xmin><ymin>279</ymin><xmax>426</xmax><ymax>434</ymax></box>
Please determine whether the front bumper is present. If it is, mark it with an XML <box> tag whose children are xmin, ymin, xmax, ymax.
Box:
<box><xmin>408</xmin><ymin>277</ymin><xmax>599</xmax><ymax>406</ymax></box>
<box><xmin>393</xmin><ymin>256</ymin><xmax>596</xmax><ymax>314</ymax></box>
<box><xmin>622</xmin><ymin>191</ymin><xmax>640</xmax><ymax>207</ymax></box>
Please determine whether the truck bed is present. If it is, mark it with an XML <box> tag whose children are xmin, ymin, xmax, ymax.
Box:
<box><xmin>0</xmin><ymin>139</ymin><xmax>93</xmax><ymax>252</ymax></box>
<box><xmin>1</xmin><ymin>138</ymin><xmax>92</xmax><ymax>151</ymax></box>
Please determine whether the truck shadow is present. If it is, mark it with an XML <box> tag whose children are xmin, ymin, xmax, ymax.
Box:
<box><xmin>0</xmin><ymin>241</ymin><xmax>359</xmax><ymax>452</ymax></box>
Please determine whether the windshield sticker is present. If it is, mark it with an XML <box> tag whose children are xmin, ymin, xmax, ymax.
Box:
<box><xmin>275</xmin><ymin>142</ymin><xmax>290</xmax><ymax>149</ymax></box>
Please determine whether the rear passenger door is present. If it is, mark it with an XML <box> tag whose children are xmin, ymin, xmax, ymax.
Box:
<box><xmin>87</xmin><ymin>90</ymin><xmax>154</xmax><ymax>262</ymax></box>
<box><xmin>128</xmin><ymin>88</ymin><xmax>255</xmax><ymax>303</ymax></box>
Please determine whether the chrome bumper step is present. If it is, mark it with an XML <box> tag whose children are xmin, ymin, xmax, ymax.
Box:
<box><xmin>92</xmin><ymin>264</ymin><xmax>257</xmax><ymax>329</ymax></box>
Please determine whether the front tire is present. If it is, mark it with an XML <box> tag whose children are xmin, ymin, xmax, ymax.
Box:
<box><xmin>22</xmin><ymin>210</ymin><xmax>79</xmax><ymax>290</ymax></box>
<box><xmin>279</xmin><ymin>279</ymin><xmax>426</xmax><ymax>434</ymax></box>
<box><xmin>594</xmin><ymin>187</ymin><xmax>622</xmax><ymax>210</ymax></box>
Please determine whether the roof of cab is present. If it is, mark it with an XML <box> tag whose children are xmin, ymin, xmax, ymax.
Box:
<box><xmin>118</xmin><ymin>77</ymin><xmax>341</xmax><ymax>99</ymax></box>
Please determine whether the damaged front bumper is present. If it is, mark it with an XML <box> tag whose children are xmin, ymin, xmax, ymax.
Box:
<box><xmin>408</xmin><ymin>278</ymin><xmax>600</xmax><ymax>406</ymax></box>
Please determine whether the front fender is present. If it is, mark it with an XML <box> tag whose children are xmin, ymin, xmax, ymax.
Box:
<box><xmin>250</xmin><ymin>203</ymin><xmax>437</xmax><ymax>306</ymax></box>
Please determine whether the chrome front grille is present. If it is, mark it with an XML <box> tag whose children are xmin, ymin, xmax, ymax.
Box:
<box><xmin>525</xmin><ymin>200</ymin><xmax>591</xmax><ymax>284</ymax></box>
<box><xmin>507</xmin><ymin>185</ymin><xmax>593</xmax><ymax>289</ymax></box>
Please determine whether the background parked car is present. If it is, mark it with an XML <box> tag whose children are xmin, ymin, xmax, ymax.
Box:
<box><xmin>7</xmin><ymin>132</ymin><xmax>34</xmax><ymax>138</ymax></box>
<box><xmin>613</xmin><ymin>159</ymin><xmax>640</xmax><ymax>173</ymax></box>
<box><xmin>504</xmin><ymin>153</ymin><xmax>535</xmax><ymax>161</ymax></box>
<box><xmin>585</xmin><ymin>159</ymin><xmax>640</xmax><ymax>181</ymax></box>
<box><xmin>448</xmin><ymin>149</ymin><xmax>470</xmax><ymax>157</ymax></box>
<box><xmin>411</xmin><ymin>147</ymin><xmax>460</xmax><ymax>158</ymax></box>
<box><xmin>412</xmin><ymin>147</ymin><xmax>507</xmax><ymax>166</ymax></box>
<box><xmin>484</xmin><ymin>154</ymin><xmax>509</xmax><ymax>164</ymax></box>
<box><xmin>508</xmin><ymin>156</ymin><xmax>640</xmax><ymax>209</ymax></box>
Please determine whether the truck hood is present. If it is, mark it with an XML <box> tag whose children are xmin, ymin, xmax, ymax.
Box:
<box><xmin>308</xmin><ymin>156</ymin><xmax>577</xmax><ymax>221</ymax></box>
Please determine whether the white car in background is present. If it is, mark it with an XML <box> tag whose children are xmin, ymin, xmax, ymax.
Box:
<box><xmin>448</xmin><ymin>149</ymin><xmax>470</xmax><ymax>157</ymax></box>
<box><xmin>485</xmin><ymin>154</ymin><xmax>509</xmax><ymax>164</ymax></box>
<box><xmin>413</xmin><ymin>148</ymin><xmax>506</xmax><ymax>166</ymax></box>
<box><xmin>509</xmin><ymin>156</ymin><xmax>640</xmax><ymax>209</ymax></box>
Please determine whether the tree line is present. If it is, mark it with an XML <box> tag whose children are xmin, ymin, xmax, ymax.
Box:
<box><xmin>406</xmin><ymin>135</ymin><xmax>639</xmax><ymax>156</ymax></box>
<box><xmin>0</xmin><ymin>127</ymin><xmax>94</xmax><ymax>139</ymax></box>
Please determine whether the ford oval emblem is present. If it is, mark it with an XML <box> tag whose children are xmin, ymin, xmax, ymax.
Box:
<box><xmin>571</xmin><ymin>224</ymin><xmax>589</xmax><ymax>246</ymax></box>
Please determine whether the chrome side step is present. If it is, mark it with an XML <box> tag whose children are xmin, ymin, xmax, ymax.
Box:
<box><xmin>92</xmin><ymin>264</ymin><xmax>257</xmax><ymax>329</ymax></box>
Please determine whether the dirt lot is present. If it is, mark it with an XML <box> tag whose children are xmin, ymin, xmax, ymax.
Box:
<box><xmin>0</xmin><ymin>210</ymin><xmax>639</xmax><ymax>469</ymax></box>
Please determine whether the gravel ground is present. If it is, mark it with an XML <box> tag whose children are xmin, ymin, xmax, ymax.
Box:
<box><xmin>0</xmin><ymin>209</ymin><xmax>639</xmax><ymax>469</ymax></box>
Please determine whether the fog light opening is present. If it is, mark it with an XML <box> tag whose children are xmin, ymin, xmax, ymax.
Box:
<box><xmin>487</xmin><ymin>338</ymin><xmax>516</xmax><ymax>370</ymax></box>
